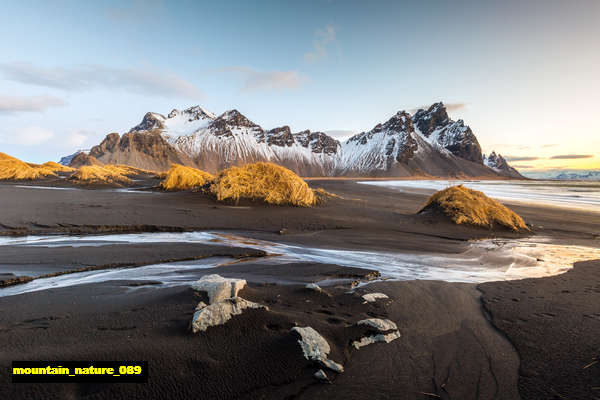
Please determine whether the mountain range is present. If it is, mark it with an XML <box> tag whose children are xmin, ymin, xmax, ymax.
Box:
<box><xmin>62</xmin><ymin>102</ymin><xmax>522</xmax><ymax>178</ymax></box>
<box><xmin>521</xmin><ymin>169</ymin><xmax>600</xmax><ymax>181</ymax></box>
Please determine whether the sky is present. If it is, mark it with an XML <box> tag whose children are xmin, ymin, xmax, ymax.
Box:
<box><xmin>0</xmin><ymin>0</ymin><xmax>598</xmax><ymax>172</ymax></box>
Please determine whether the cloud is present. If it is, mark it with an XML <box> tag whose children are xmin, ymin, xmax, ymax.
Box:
<box><xmin>409</xmin><ymin>102</ymin><xmax>467</xmax><ymax>114</ymax></box>
<box><xmin>304</xmin><ymin>25</ymin><xmax>337</xmax><ymax>62</ymax></box>
<box><xmin>66</xmin><ymin>131</ymin><xmax>89</xmax><ymax>147</ymax></box>
<box><xmin>0</xmin><ymin>94</ymin><xmax>67</xmax><ymax>114</ymax></box>
<box><xmin>223</xmin><ymin>67</ymin><xmax>305</xmax><ymax>91</ymax></box>
<box><xmin>324</xmin><ymin>130</ymin><xmax>356</xmax><ymax>139</ymax></box>
<box><xmin>504</xmin><ymin>156</ymin><xmax>540</xmax><ymax>162</ymax></box>
<box><xmin>550</xmin><ymin>154</ymin><xmax>594</xmax><ymax>160</ymax></box>
<box><xmin>0</xmin><ymin>126</ymin><xmax>55</xmax><ymax>146</ymax></box>
<box><xmin>0</xmin><ymin>62</ymin><xmax>201</xmax><ymax>99</ymax></box>
<box><xmin>511</xmin><ymin>164</ymin><xmax>536</xmax><ymax>169</ymax></box>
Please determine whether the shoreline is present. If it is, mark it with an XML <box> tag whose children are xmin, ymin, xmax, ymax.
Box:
<box><xmin>0</xmin><ymin>180</ymin><xmax>598</xmax><ymax>399</ymax></box>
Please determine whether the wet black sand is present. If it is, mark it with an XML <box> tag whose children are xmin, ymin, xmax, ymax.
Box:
<box><xmin>0</xmin><ymin>179</ymin><xmax>598</xmax><ymax>399</ymax></box>
<box><xmin>480</xmin><ymin>259</ymin><xmax>600</xmax><ymax>400</ymax></box>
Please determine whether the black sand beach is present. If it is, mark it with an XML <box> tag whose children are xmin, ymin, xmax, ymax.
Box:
<box><xmin>0</xmin><ymin>179</ymin><xmax>598</xmax><ymax>399</ymax></box>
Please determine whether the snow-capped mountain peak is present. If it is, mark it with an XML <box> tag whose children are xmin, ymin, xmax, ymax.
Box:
<box><xmin>129</xmin><ymin>105</ymin><xmax>216</xmax><ymax>140</ymax></box>
<box><xmin>129</xmin><ymin>112</ymin><xmax>166</xmax><ymax>133</ymax></box>
<box><xmin>168</xmin><ymin>105</ymin><xmax>216</xmax><ymax>121</ymax></box>
<box><xmin>412</xmin><ymin>102</ymin><xmax>482</xmax><ymax>163</ymax></box>
<box><xmin>339</xmin><ymin>109</ymin><xmax>420</xmax><ymax>173</ymax></box>
<box><xmin>412</xmin><ymin>102</ymin><xmax>450</xmax><ymax>136</ymax></box>
<box><xmin>72</xmin><ymin>102</ymin><xmax>522</xmax><ymax>178</ymax></box>
<box><xmin>483</xmin><ymin>151</ymin><xmax>522</xmax><ymax>178</ymax></box>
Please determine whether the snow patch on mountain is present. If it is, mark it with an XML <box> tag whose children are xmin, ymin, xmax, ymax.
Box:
<box><xmin>412</xmin><ymin>103</ymin><xmax>483</xmax><ymax>164</ymax></box>
<box><xmin>68</xmin><ymin>102</ymin><xmax>522</xmax><ymax>178</ymax></box>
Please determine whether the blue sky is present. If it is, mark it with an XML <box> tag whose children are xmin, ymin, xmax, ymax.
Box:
<box><xmin>0</xmin><ymin>0</ymin><xmax>598</xmax><ymax>170</ymax></box>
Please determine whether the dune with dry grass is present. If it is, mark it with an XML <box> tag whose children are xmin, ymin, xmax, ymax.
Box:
<box><xmin>41</xmin><ymin>161</ymin><xmax>75</xmax><ymax>173</ymax></box>
<box><xmin>0</xmin><ymin>152</ymin><xmax>58</xmax><ymax>180</ymax></box>
<box><xmin>210</xmin><ymin>162</ymin><xmax>319</xmax><ymax>207</ymax></box>
<box><xmin>419</xmin><ymin>185</ymin><xmax>529</xmax><ymax>231</ymax></box>
<box><xmin>68</xmin><ymin>165</ymin><xmax>133</xmax><ymax>186</ymax></box>
<box><xmin>103</xmin><ymin>164</ymin><xmax>155</xmax><ymax>177</ymax></box>
<box><xmin>159</xmin><ymin>164</ymin><xmax>214</xmax><ymax>191</ymax></box>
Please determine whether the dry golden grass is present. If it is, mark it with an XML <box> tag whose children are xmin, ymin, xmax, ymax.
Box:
<box><xmin>41</xmin><ymin>161</ymin><xmax>75</xmax><ymax>172</ymax></box>
<box><xmin>0</xmin><ymin>152</ymin><xmax>22</xmax><ymax>162</ymax></box>
<box><xmin>0</xmin><ymin>152</ymin><xmax>57</xmax><ymax>180</ymax></box>
<box><xmin>69</xmin><ymin>165</ymin><xmax>132</xmax><ymax>186</ymax></box>
<box><xmin>211</xmin><ymin>162</ymin><xmax>318</xmax><ymax>207</ymax></box>
<box><xmin>160</xmin><ymin>164</ymin><xmax>214</xmax><ymax>191</ymax></box>
<box><xmin>313</xmin><ymin>187</ymin><xmax>341</xmax><ymax>205</ymax></box>
<box><xmin>419</xmin><ymin>185</ymin><xmax>529</xmax><ymax>231</ymax></box>
<box><xmin>102</xmin><ymin>164</ymin><xmax>155</xmax><ymax>177</ymax></box>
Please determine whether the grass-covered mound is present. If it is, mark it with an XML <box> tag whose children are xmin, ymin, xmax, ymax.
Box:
<box><xmin>211</xmin><ymin>162</ymin><xmax>318</xmax><ymax>206</ymax></box>
<box><xmin>41</xmin><ymin>161</ymin><xmax>75</xmax><ymax>172</ymax></box>
<box><xmin>419</xmin><ymin>185</ymin><xmax>529</xmax><ymax>231</ymax></box>
<box><xmin>160</xmin><ymin>164</ymin><xmax>214</xmax><ymax>191</ymax></box>
<box><xmin>0</xmin><ymin>152</ymin><xmax>57</xmax><ymax>180</ymax></box>
<box><xmin>68</xmin><ymin>165</ymin><xmax>133</xmax><ymax>186</ymax></box>
<box><xmin>103</xmin><ymin>164</ymin><xmax>156</xmax><ymax>177</ymax></box>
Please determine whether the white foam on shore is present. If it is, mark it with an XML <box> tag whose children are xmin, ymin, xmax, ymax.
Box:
<box><xmin>1</xmin><ymin>231</ymin><xmax>599</xmax><ymax>297</ymax></box>
<box><xmin>14</xmin><ymin>185</ymin><xmax>156</xmax><ymax>194</ymax></box>
<box><xmin>358</xmin><ymin>180</ymin><xmax>600</xmax><ymax>213</ymax></box>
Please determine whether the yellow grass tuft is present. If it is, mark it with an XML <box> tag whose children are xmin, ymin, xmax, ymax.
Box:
<box><xmin>210</xmin><ymin>162</ymin><xmax>318</xmax><ymax>207</ymax></box>
<box><xmin>102</xmin><ymin>164</ymin><xmax>155</xmax><ymax>177</ymax></box>
<box><xmin>41</xmin><ymin>161</ymin><xmax>75</xmax><ymax>172</ymax></box>
<box><xmin>69</xmin><ymin>165</ymin><xmax>132</xmax><ymax>186</ymax></box>
<box><xmin>0</xmin><ymin>152</ymin><xmax>22</xmax><ymax>162</ymax></box>
<box><xmin>419</xmin><ymin>185</ymin><xmax>529</xmax><ymax>231</ymax></box>
<box><xmin>0</xmin><ymin>152</ymin><xmax>57</xmax><ymax>180</ymax></box>
<box><xmin>160</xmin><ymin>164</ymin><xmax>214</xmax><ymax>191</ymax></box>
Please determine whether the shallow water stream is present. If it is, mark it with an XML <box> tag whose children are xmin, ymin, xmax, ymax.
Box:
<box><xmin>1</xmin><ymin>231</ymin><xmax>599</xmax><ymax>297</ymax></box>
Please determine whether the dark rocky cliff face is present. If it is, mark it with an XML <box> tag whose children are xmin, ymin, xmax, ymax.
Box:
<box><xmin>412</xmin><ymin>103</ymin><xmax>483</xmax><ymax>164</ymax></box>
<box><xmin>86</xmin><ymin>130</ymin><xmax>192</xmax><ymax>171</ymax></box>
<box><xmin>129</xmin><ymin>113</ymin><xmax>165</xmax><ymax>133</ymax></box>
<box><xmin>68</xmin><ymin>152</ymin><xmax>101</xmax><ymax>168</ymax></box>
<box><xmin>440</xmin><ymin>122</ymin><xmax>483</xmax><ymax>164</ymax></box>
<box><xmin>208</xmin><ymin>110</ymin><xmax>263</xmax><ymax>138</ymax></box>
<box><xmin>259</xmin><ymin>126</ymin><xmax>295</xmax><ymax>147</ymax></box>
<box><xmin>293</xmin><ymin>130</ymin><xmax>340</xmax><ymax>155</ymax></box>
<box><xmin>413</xmin><ymin>102</ymin><xmax>450</xmax><ymax>137</ymax></box>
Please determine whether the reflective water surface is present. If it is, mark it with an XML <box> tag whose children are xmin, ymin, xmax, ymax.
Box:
<box><xmin>359</xmin><ymin>180</ymin><xmax>600</xmax><ymax>212</ymax></box>
<box><xmin>1</xmin><ymin>231</ymin><xmax>599</xmax><ymax>297</ymax></box>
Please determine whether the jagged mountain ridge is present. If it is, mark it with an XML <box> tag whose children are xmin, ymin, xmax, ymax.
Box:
<box><xmin>412</xmin><ymin>102</ymin><xmax>483</xmax><ymax>164</ymax></box>
<box><xmin>66</xmin><ymin>103</ymin><xmax>522</xmax><ymax>178</ymax></box>
<box><xmin>483</xmin><ymin>152</ymin><xmax>523</xmax><ymax>179</ymax></box>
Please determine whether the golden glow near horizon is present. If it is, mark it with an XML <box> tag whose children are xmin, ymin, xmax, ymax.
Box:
<box><xmin>484</xmin><ymin>137</ymin><xmax>600</xmax><ymax>172</ymax></box>
<box><xmin>522</xmin><ymin>156</ymin><xmax>600</xmax><ymax>171</ymax></box>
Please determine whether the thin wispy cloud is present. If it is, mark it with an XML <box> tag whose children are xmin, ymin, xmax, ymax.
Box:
<box><xmin>0</xmin><ymin>94</ymin><xmax>67</xmax><ymax>114</ymax></box>
<box><xmin>304</xmin><ymin>25</ymin><xmax>337</xmax><ymax>62</ymax></box>
<box><xmin>505</xmin><ymin>156</ymin><xmax>540</xmax><ymax>162</ymax></box>
<box><xmin>550</xmin><ymin>154</ymin><xmax>594</xmax><ymax>160</ymax></box>
<box><xmin>511</xmin><ymin>164</ymin><xmax>536</xmax><ymax>169</ymax></box>
<box><xmin>223</xmin><ymin>67</ymin><xmax>306</xmax><ymax>91</ymax></box>
<box><xmin>65</xmin><ymin>130</ymin><xmax>90</xmax><ymax>147</ymax></box>
<box><xmin>0</xmin><ymin>62</ymin><xmax>201</xmax><ymax>99</ymax></box>
<box><xmin>0</xmin><ymin>126</ymin><xmax>55</xmax><ymax>146</ymax></box>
